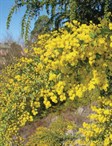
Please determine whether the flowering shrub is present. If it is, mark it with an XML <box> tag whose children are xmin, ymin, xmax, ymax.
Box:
<box><xmin>0</xmin><ymin>19</ymin><xmax>112</xmax><ymax>145</ymax></box>
<box><xmin>77</xmin><ymin>96</ymin><xmax>112</xmax><ymax>146</ymax></box>
<box><xmin>26</xmin><ymin>117</ymin><xmax>76</xmax><ymax>146</ymax></box>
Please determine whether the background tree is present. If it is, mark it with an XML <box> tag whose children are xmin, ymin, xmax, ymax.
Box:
<box><xmin>7</xmin><ymin>0</ymin><xmax>112</xmax><ymax>41</ymax></box>
<box><xmin>0</xmin><ymin>41</ymin><xmax>23</xmax><ymax>71</ymax></box>
<box><xmin>31</xmin><ymin>15</ymin><xmax>53</xmax><ymax>38</ymax></box>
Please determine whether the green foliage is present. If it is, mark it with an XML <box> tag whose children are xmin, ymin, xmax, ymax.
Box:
<box><xmin>26</xmin><ymin>117</ymin><xmax>76</xmax><ymax>146</ymax></box>
<box><xmin>7</xmin><ymin>0</ymin><xmax>112</xmax><ymax>41</ymax></box>
<box><xmin>7</xmin><ymin>5</ymin><xmax>18</xmax><ymax>29</ymax></box>
<box><xmin>31</xmin><ymin>15</ymin><xmax>53</xmax><ymax>38</ymax></box>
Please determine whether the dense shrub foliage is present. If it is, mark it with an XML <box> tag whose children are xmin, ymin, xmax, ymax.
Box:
<box><xmin>26</xmin><ymin>117</ymin><xmax>76</xmax><ymax>146</ymax></box>
<box><xmin>0</xmin><ymin>19</ymin><xmax>112</xmax><ymax>145</ymax></box>
<box><xmin>78</xmin><ymin>96</ymin><xmax>112</xmax><ymax>146</ymax></box>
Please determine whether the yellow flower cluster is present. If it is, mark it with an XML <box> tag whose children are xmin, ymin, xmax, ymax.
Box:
<box><xmin>78</xmin><ymin>96</ymin><xmax>112</xmax><ymax>146</ymax></box>
<box><xmin>0</xmin><ymin>18</ymin><xmax>112</xmax><ymax>145</ymax></box>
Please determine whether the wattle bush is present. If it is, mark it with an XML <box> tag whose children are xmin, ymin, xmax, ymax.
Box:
<box><xmin>77</xmin><ymin>95</ymin><xmax>112</xmax><ymax>146</ymax></box>
<box><xmin>0</xmin><ymin>19</ymin><xmax>112</xmax><ymax>145</ymax></box>
<box><xmin>26</xmin><ymin>117</ymin><xmax>76</xmax><ymax>146</ymax></box>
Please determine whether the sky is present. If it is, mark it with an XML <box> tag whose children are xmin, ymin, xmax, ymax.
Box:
<box><xmin>0</xmin><ymin>0</ymin><xmax>46</xmax><ymax>43</ymax></box>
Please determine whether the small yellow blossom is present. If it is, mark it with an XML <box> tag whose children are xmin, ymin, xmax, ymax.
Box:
<box><xmin>109</xmin><ymin>23</ymin><xmax>112</xmax><ymax>30</ymax></box>
<box><xmin>110</xmin><ymin>42</ymin><xmax>112</xmax><ymax>47</ymax></box>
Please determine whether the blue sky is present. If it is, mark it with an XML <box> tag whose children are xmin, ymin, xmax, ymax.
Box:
<box><xmin>0</xmin><ymin>0</ymin><xmax>46</xmax><ymax>43</ymax></box>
